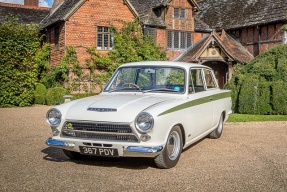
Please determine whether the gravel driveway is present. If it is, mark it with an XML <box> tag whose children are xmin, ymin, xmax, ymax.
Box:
<box><xmin>0</xmin><ymin>105</ymin><xmax>286</xmax><ymax>192</ymax></box>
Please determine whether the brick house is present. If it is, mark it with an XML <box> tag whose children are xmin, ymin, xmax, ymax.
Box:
<box><xmin>195</xmin><ymin>0</ymin><xmax>287</xmax><ymax>56</ymax></box>
<box><xmin>0</xmin><ymin>1</ymin><xmax>50</xmax><ymax>24</ymax></box>
<box><xmin>39</xmin><ymin>0</ymin><xmax>287</xmax><ymax>88</ymax></box>
<box><xmin>40</xmin><ymin>0</ymin><xmax>201</xmax><ymax>68</ymax></box>
<box><xmin>177</xmin><ymin>0</ymin><xmax>287</xmax><ymax>88</ymax></box>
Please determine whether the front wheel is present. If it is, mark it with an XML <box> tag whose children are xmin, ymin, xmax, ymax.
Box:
<box><xmin>154</xmin><ymin>126</ymin><xmax>183</xmax><ymax>169</ymax></box>
<box><xmin>209</xmin><ymin>113</ymin><xmax>224</xmax><ymax>139</ymax></box>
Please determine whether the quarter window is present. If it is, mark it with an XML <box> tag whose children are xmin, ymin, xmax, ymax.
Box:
<box><xmin>189</xmin><ymin>69</ymin><xmax>205</xmax><ymax>93</ymax></box>
<box><xmin>204</xmin><ymin>69</ymin><xmax>217</xmax><ymax>89</ymax></box>
<box><xmin>97</xmin><ymin>26</ymin><xmax>113</xmax><ymax>50</ymax></box>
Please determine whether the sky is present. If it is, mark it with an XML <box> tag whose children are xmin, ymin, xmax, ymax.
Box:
<box><xmin>0</xmin><ymin>0</ymin><xmax>53</xmax><ymax>7</ymax></box>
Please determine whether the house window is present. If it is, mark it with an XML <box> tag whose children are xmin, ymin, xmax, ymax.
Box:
<box><xmin>174</xmin><ymin>8</ymin><xmax>179</xmax><ymax>18</ymax></box>
<box><xmin>167</xmin><ymin>31</ymin><xmax>192</xmax><ymax>49</ymax></box>
<box><xmin>283</xmin><ymin>31</ymin><xmax>287</xmax><ymax>44</ymax></box>
<box><xmin>54</xmin><ymin>26</ymin><xmax>60</xmax><ymax>50</ymax></box>
<box><xmin>143</xmin><ymin>27</ymin><xmax>155</xmax><ymax>40</ymax></box>
<box><xmin>180</xmin><ymin>9</ymin><xmax>186</xmax><ymax>19</ymax></box>
<box><xmin>174</xmin><ymin>8</ymin><xmax>186</xmax><ymax>19</ymax></box>
<box><xmin>97</xmin><ymin>26</ymin><xmax>113</xmax><ymax>50</ymax></box>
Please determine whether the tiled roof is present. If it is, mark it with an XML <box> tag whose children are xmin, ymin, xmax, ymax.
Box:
<box><xmin>194</xmin><ymin>17</ymin><xmax>211</xmax><ymax>31</ymax></box>
<box><xmin>127</xmin><ymin>0</ymin><xmax>166</xmax><ymax>27</ymax></box>
<box><xmin>176</xmin><ymin>34</ymin><xmax>211</xmax><ymax>62</ymax></box>
<box><xmin>214</xmin><ymin>31</ymin><xmax>254</xmax><ymax>63</ymax></box>
<box><xmin>177</xmin><ymin>30</ymin><xmax>254</xmax><ymax>63</ymax></box>
<box><xmin>40</xmin><ymin>0</ymin><xmax>83</xmax><ymax>28</ymax></box>
<box><xmin>196</xmin><ymin>0</ymin><xmax>287</xmax><ymax>30</ymax></box>
<box><xmin>0</xmin><ymin>3</ymin><xmax>50</xmax><ymax>24</ymax></box>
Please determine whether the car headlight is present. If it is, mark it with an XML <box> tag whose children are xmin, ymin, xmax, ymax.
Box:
<box><xmin>135</xmin><ymin>112</ymin><xmax>154</xmax><ymax>133</ymax></box>
<box><xmin>46</xmin><ymin>108</ymin><xmax>62</xmax><ymax>127</ymax></box>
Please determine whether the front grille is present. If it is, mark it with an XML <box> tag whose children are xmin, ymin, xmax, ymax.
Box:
<box><xmin>61</xmin><ymin>121</ymin><xmax>139</xmax><ymax>142</ymax></box>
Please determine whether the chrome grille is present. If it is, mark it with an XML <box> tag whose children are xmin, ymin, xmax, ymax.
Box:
<box><xmin>61</xmin><ymin>121</ymin><xmax>139</xmax><ymax>142</ymax></box>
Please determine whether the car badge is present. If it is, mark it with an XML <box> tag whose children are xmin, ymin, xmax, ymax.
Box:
<box><xmin>67</xmin><ymin>123</ymin><xmax>73</xmax><ymax>129</ymax></box>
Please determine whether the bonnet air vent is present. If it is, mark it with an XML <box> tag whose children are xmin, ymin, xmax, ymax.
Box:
<box><xmin>87</xmin><ymin>108</ymin><xmax>117</xmax><ymax>112</ymax></box>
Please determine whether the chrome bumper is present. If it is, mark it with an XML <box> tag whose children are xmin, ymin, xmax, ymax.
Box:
<box><xmin>46</xmin><ymin>138</ymin><xmax>163</xmax><ymax>157</ymax></box>
<box><xmin>123</xmin><ymin>146</ymin><xmax>163</xmax><ymax>157</ymax></box>
<box><xmin>46</xmin><ymin>138</ymin><xmax>75</xmax><ymax>149</ymax></box>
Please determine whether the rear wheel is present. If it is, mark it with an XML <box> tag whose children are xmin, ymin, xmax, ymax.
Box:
<box><xmin>62</xmin><ymin>149</ymin><xmax>83</xmax><ymax>160</ymax></box>
<box><xmin>209</xmin><ymin>113</ymin><xmax>224</xmax><ymax>139</ymax></box>
<box><xmin>154</xmin><ymin>126</ymin><xmax>183</xmax><ymax>169</ymax></box>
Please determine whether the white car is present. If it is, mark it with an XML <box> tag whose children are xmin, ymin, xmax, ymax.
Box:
<box><xmin>46</xmin><ymin>61</ymin><xmax>232</xmax><ymax>169</ymax></box>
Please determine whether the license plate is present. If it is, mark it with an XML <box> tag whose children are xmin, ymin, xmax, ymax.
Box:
<box><xmin>79</xmin><ymin>146</ymin><xmax>119</xmax><ymax>157</ymax></box>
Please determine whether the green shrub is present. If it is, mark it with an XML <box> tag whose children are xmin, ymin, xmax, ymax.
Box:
<box><xmin>45</xmin><ymin>87</ymin><xmax>67</xmax><ymax>105</ymax></box>
<box><xmin>34</xmin><ymin>83</ymin><xmax>47</xmax><ymax>104</ymax></box>
<box><xmin>271</xmin><ymin>81</ymin><xmax>287</xmax><ymax>114</ymax></box>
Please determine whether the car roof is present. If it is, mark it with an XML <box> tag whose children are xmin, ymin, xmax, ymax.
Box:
<box><xmin>119</xmin><ymin>61</ymin><xmax>211</xmax><ymax>70</ymax></box>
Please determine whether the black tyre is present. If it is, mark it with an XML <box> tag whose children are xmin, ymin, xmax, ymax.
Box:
<box><xmin>209</xmin><ymin>113</ymin><xmax>224</xmax><ymax>139</ymax></box>
<box><xmin>154</xmin><ymin>126</ymin><xmax>183</xmax><ymax>169</ymax></box>
<box><xmin>62</xmin><ymin>149</ymin><xmax>83</xmax><ymax>160</ymax></box>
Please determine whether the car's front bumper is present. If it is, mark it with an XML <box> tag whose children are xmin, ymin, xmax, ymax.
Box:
<box><xmin>46</xmin><ymin>138</ymin><xmax>163</xmax><ymax>157</ymax></box>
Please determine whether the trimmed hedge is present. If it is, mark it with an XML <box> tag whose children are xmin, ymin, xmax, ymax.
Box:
<box><xmin>45</xmin><ymin>87</ymin><xmax>67</xmax><ymax>105</ymax></box>
<box><xmin>0</xmin><ymin>18</ymin><xmax>40</xmax><ymax>107</ymax></box>
<box><xmin>271</xmin><ymin>81</ymin><xmax>287</xmax><ymax>114</ymax></box>
<box><xmin>238</xmin><ymin>75</ymin><xmax>259</xmax><ymax>114</ymax></box>
<box><xmin>228</xmin><ymin>44</ymin><xmax>287</xmax><ymax>115</ymax></box>
<box><xmin>34</xmin><ymin>83</ymin><xmax>47</xmax><ymax>104</ymax></box>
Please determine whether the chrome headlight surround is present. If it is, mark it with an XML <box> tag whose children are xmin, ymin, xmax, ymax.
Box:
<box><xmin>46</xmin><ymin>108</ymin><xmax>62</xmax><ymax>127</ymax></box>
<box><xmin>135</xmin><ymin>112</ymin><xmax>154</xmax><ymax>133</ymax></box>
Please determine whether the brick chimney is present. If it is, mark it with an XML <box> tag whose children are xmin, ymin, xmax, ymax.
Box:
<box><xmin>24</xmin><ymin>0</ymin><xmax>39</xmax><ymax>6</ymax></box>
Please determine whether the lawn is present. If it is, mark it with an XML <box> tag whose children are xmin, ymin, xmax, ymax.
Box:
<box><xmin>227</xmin><ymin>114</ymin><xmax>287</xmax><ymax>122</ymax></box>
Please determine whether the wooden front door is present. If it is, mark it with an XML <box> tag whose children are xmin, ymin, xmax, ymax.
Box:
<box><xmin>203</xmin><ymin>62</ymin><xmax>228</xmax><ymax>89</ymax></box>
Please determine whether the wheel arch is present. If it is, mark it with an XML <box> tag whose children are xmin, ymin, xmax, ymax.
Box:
<box><xmin>175</xmin><ymin>123</ymin><xmax>186</xmax><ymax>147</ymax></box>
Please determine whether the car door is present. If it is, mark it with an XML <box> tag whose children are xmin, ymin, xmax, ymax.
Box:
<box><xmin>186</xmin><ymin>68</ymin><xmax>214</xmax><ymax>141</ymax></box>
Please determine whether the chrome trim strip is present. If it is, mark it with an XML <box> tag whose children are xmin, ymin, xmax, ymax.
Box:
<box><xmin>65</xmin><ymin>130</ymin><xmax>136</xmax><ymax>136</ymax></box>
<box><xmin>46</xmin><ymin>138</ymin><xmax>75</xmax><ymax>148</ymax></box>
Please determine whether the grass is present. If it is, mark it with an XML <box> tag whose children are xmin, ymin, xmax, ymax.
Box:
<box><xmin>227</xmin><ymin>114</ymin><xmax>287</xmax><ymax>122</ymax></box>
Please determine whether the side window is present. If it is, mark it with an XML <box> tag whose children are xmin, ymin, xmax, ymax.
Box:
<box><xmin>189</xmin><ymin>69</ymin><xmax>205</xmax><ymax>93</ymax></box>
<box><xmin>204</xmin><ymin>69</ymin><xmax>217</xmax><ymax>89</ymax></box>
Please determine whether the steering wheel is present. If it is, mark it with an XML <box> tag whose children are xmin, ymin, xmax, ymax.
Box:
<box><xmin>122</xmin><ymin>83</ymin><xmax>141</xmax><ymax>90</ymax></box>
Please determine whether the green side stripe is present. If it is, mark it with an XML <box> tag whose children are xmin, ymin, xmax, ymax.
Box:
<box><xmin>158</xmin><ymin>91</ymin><xmax>231</xmax><ymax>116</ymax></box>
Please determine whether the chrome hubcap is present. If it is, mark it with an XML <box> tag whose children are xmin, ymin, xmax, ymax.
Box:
<box><xmin>167</xmin><ymin>131</ymin><xmax>180</xmax><ymax>160</ymax></box>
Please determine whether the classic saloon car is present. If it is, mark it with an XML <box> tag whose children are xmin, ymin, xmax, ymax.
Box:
<box><xmin>46</xmin><ymin>61</ymin><xmax>232</xmax><ymax>168</ymax></box>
